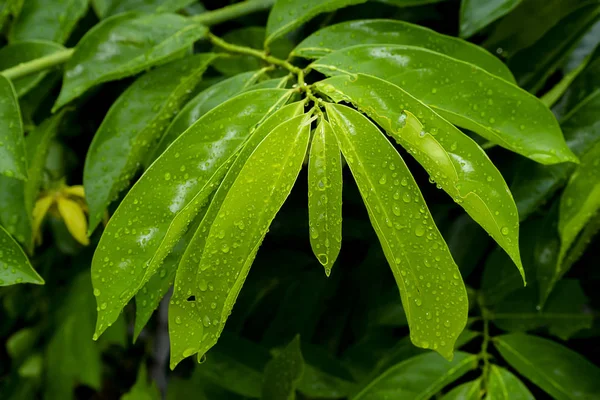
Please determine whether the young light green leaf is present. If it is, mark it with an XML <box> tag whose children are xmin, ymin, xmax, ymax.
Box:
<box><xmin>316</xmin><ymin>74</ymin><xmax>523</xmax><ymax>280</ymax></box>
<box><xmin>308</xmin><ymin>119</ymin><xmax>342</xmax><ymax>275</ymax></box>
<box><xmin>91</xmin><ymin>89</ymin><xmax>291</xmax><ymax>339</ymax></box>
<box><xmin>493</xmin><ymin>280</ymin><xmax>592</xmax><ymax>340</ymax></box>
<box><xmin>53</xmin><ymin>12</ymin><xmax>208</xmax><ymax>110</ymax></box>
<box><xmin>353</xmin><ymin>352</ymin><xmax>478</xmax><ymax>399</ymax></box>
<box><xmin>9</xmin><ymin>0</ymin><xmax>87</xmax><ymax>43</ymax></box>
<box><xmin>442</xmin><ymin>379</ymin><xmax>480</xmax><ymax>400</ymax></box>
<box><xmin>326</xmin><ymin>103</ymin><xmax>468</xmax><ymax>359</ymax></box>
<box><xmin>122</xmin><ymin>363</ymin><xmax>161</xmax><ymax>400</ymax></box>
<box><xmin>93</xmin><ymin>0</ymin><xmax>195</xmax><ymax>18</ymax></box>
<box><xmin>169</xmin><ymin>105</ymin><xmax>310</xmax><ymax>368</ymax></box>
<box><xmin>265</xmin><ymin>0</ymin><xmax>367</xmax><ymax>47</ymax></box>
<box><xmin>168</xmin><ymin>103</ymin><xmax>306</xmax><ymax>367</ymax></box>
<box><xmin>508</xmin><ymin>4</ymin><xmax>600</xmax><ymax>92</ymax></box>
<box><xmin>460</xmin><ymin>0</ymin><xmax>521</xmax><ymax>38</ymax></box>
<box><xmin>494</xmin><ymin>333</ymin><xmax>600</xmax><ymax>400</ymax></box>
<box><xmin>293</xmin><ymin>20</ymin><xmax>514</xmax><ymax>82</ymax></box>
<box><xmin>0</xmin><ymin>225</ymin><xmax>43</xmax><ymax>286</ymax></box>
<box><xmin>84</xmin><ymin>54</ymin><xmax>219</xmax><ymax>233</ymax></box>
<box><xmin>313</xmin><ymin>45</ymin><xmax>577</xmax><ymax>165</ymax></box>
<box><xmin>0</xmin><ymin>75</ymin><xmax>27</xmax><ymax>180</ymax></box>
<box><xmin>152</xmin><ymin>70</ymin><xmax>263</xmax><ymax>161</ymax></box>
<box><xmin>262</xmin><ymin>336</ymin><xmax>305</xmax><ymax>400</ymax></box>
<box><xmin>487</xmin><ymin>365</ymin><xmax>534</xmax><ymax>400</ymax></box>
<box><xmin>133</xmin><ymin>209</ymin><xmax>205</xmax><ymax>340</ymax></box>
<box><xmin>0</xmin><ymin>41</ymin><xmax>65</xmax><ymax>97</ymax></box>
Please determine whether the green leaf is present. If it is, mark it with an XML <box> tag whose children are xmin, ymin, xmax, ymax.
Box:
<box><xmin>168</xmin><ymin>103</ymin><xmax>310</xmax><ymax>367</ymax></box>
<box><xmin>53</xmin><ymin>12</ymin><xmax>208</xmax><ymax>110</ymax></box>
<box><xmin>0</xmin><ymin>0</ymin><xmax>23</xmax><ymax>31</ymax></box>
<box><xmin>0</xmin><ymin>225</ymin><xmax>42</xmax><ymax>286</ymax></box>
<box><xmin>84</xmin><ymin>53</ymin><xmax>218</xmax><ymax>233</ymax></box>
<box><xmin>122</xmin><ymin>363</ymin><xmax>161</xmax><ymax>400</ymax></box>
<box><xmin>494</xmin><ymin>333</ymin><xmax>600</xmax><ymax>400</ymax></box>
<box><xmin>442</xmin><ymin>379</ymin><xmax>480</xmax><ymax>399</ymax></box>
<box><xmin>325</xmin><ymin>102</ymin><xmax>468</xmax><ymax>359</ymax></box>
<box><xmin>92</xmin><ymin>89</ymin><xmax>292</xmax><ymax>338</ymax></box>
<box><xmin>93</xmin><ymin>0</ymin><xmax>195</xmax><ymax>18</ymax></box>
<box><xmin>45</xmin><ymin>272</ymin><xmax>101</xmax><ymax>400</ymax></box>
<box><xmin>508</xmin><ymin>4</ymin><xmax>600</xmax><ymax>92</ymax></box>
<box><xmin>0</xmin><ymin>41</ymin><xmax>66</xmax><ymax>97</ymax></box>
<box><xmin>262</xmin><ymin>336</ymin><xmax>305</xmax><ymax>400</ymax></box>
<box><xmin>512</xmin><ymin>92</ymin><xmax>600</xmax><ymax>220</ymax></box>
<box><xmin>293</xmin><ymin>20</ymin><xmax>515</xmax><ymax>82</ymax></box>
<box><xmin>133</xmin><ymin>208</ymin><xmax>205</xmax><ymax>340</ymax></box>
<box><xmin>353</xmin><ymin>352</ymin><xmax>478</xmax><ymax>399</ymax></box>
<box><xmin>316</xmin><ymin>74</ymin><xmax>523</xmax><ymax>279</ymax></box>
<box><xmin>308</xmin><ymin>119</ymin><xmax>342</xmax><ymax>275</ymax></box>
<box><xmin>313</xmin><ymin>46</ymin><xmax>577</xmax><ymax>165</ymax></box>
<box><xmin>9</xmin><ymin>0</ymin><xmax>87</xmax><ymax>44</ymax></box>
<box><xmin>492</xmin><ymin>280</ymin><xmax>592</xmax><ymax>340</ymax></box>
<box><xmin>376</xmin><ymin>0</ymin><xmax>447</xmax><ymax>6</ymax></box>
<box><xmin>0</xmin><ymin>111</ymin><xmax>65</xmax><ymax>249</ymax></box>
<box><xmin>487</xmin><ymin>365</ymin><xmax>534</xmax><ymax>400</ymax></box>
<box><xmin>0</xmin><ymin>74</ymin><xmax>27</xmax><ymax>180</ymax></box>
<box><xmin>537</xmin><ymin>140</ymin><xmax>600</xmax><ymax>301</ymax></box>
<box><xmin>459</xmin><ymin>0</ymin><xmax>521</xmax><ymax>38</ymax></box>
<box><xmin>152</xmin><ymin>70</ymin><xmax>263</xmax><ymax>161</ymax></box>
<box><xmin>483</xmin><ymin>0</ymin><xmax>586</xmax><ymax>58</ymax></box>
<box><xmin>265</xmin><ymin>0</ymin><xmax>367</xmax><ymax>46</ymax></box>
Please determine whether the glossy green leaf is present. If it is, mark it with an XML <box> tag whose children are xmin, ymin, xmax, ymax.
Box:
<box><xmin>308</xmin><ymin>119</ymin><xmax>342</xmax><ymax>275</ymax></box>
<box><xmin>293</xmin><ymin>20</ymin><xmax>515</xmax><ymax>82</ymax></box>
<box><xmin>326</xmin><ymin>103</ymin><xmax>468</xmax><ymax>359</ymax></box>
<box><xmin>0</xmin><ymin>74</ymin><xmax>27</xmax><ymax>180</ymax></box>
<box><xmin>492</xmin><ymin>280</ymin><xmax>592</xmax><ymax>340</ymax></box>
<box><xmin>560</xmin><ymin>51</ymin><xmax>600</xmax><ymax>116</ymax></box>
<box><xmin>512</xmin><ymin>91</ymin><xmax>600</xmax><ymax>220</ymax></box>
<box><xmin>316</xmin><ymin>74</ymin><xmax>523</xmax><ymax>279</ymax></box>
<box><xmin>313</xmin><ymin>46</ymin><xmax>577</xmax><ymax>165</ymax></box>
<box><xmin>91</xmin><ymin>89</ymin><xmax>292</xmax><ymax>338</ymax></box>
<box><xmin>487</xmin><ymin>365</ymin><xmax>534</xmax><ymax>400</ymax></box>
<box><xmin>133</xmin><ymin>209</ymin><xmax>205</xmax><ymax>340</ymax></box>
<box><xmin>84</xmin><ymin>53</ymin><xmax>218</xmax><ymax>233</ymax></box>
<box><xmin>93</xmin><ymin>0</ymin><xmax>195</xmax><ymax>18</ymax></box>
<box><xmin>460</xmin><ymin>0</ymin><xmax>521</xmax><ymax>38</ymax></box>
<box><xmin>265</xmin><ymin>0</ymin><xmax>367</xmax><ymax>47</ymax></box>
<box><xmin>0</xmin><ymin>225</ymin><xmax>42</xmax><ymax>286</ymax></box>
<box><xmin>53</xmin><ymin>12</ymin><xmax>208</xmax><ymax>110</ymax></box>
<box><xmin>509</xmin><ymin>4</ymin><xmax>600</xmax><ymax>92</ymax></box>
<box><xmin>353</xmin><ymin>352</ymin><xmax>478</xmax><ymax>399</ymax></box>
<box><xmin>0</xmin><ymin>41</ymin><xmax>65</xmax><ymax>97</ymax></box>
<box><xmin>442</xmin><ymin>379</ymin><xmax>480</xmax><ymax>400</ymax></box>
<box><xmin>262</xmin><ymin>336</ymin><xmax>305</xmax><ymax>400</ymax></box>
<box><xmin>122</xmin><ymin>363</ymin><xmax>161</xmax><ymax>400</ymax></box>
<box><xmin>168</xmin><ymin>104</ymin><xmax>310</xmax><ymax>367</ymax></box>
<box><xmin>9</xmin><ymin>0</ymin><xmax>87</xmax><ymax>44</ymax></box>
<box><xmin>152</xmin><ymin>70</ymin><xmax>263</xmax><ymax>160</ymax></box>
<box><xmin>494</xmin><ymin>333</ymin><xmax>600</xmax><ymax>400</ymax></box>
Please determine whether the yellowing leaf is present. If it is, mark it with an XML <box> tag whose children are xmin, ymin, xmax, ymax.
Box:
<box><xmin>56</xmin><ymin>197</ymin><xmax>89</xmax><ymax>246</ymax></box>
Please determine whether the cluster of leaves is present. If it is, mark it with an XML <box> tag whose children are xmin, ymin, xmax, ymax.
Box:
<box><xmin>1</xmin><ymin>0</ymin><xmax>600</xmax><ymax>399</ymax></box>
